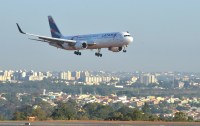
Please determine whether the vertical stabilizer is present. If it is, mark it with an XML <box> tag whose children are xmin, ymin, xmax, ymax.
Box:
<box><xmin>48</xmin><ymin>16</ymin><xmax>62</xmax><ymax>38</ymax></box>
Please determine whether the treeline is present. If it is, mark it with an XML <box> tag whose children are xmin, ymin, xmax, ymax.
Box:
<box><xmin>12</xmin><ymin>100</ymin><xmax>193</xmax><ymax>122</ymax></box>
<box><xmin>0</xmin><ymin>80</ymin><xmax>119</xmax><ymax>96</ymax></box>
<box><xmin>1</xmin><ymin>80</ymin><xmax>200</xmax><ymax>98</ymax></box>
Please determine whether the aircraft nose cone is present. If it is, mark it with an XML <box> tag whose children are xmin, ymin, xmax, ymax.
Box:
<box><xmin>126</xmin><ymin>36</ymin><xmax>133</xmax><ymax>44</ymax></box>
<box><xmin>129</xmin><ymin>37</ymin><xmax>133</xmax><ymax>43</ymax></box>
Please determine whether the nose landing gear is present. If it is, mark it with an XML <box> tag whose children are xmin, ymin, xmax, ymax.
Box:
<box><xmin>123</xmin><ymin>50</ymin><xmax>127</xmax><ymax>53</ymax></box>
<box><xmin>123</xmin><ymin>46</ymin><xmax>127</xmax><ymax>53</ymax></box>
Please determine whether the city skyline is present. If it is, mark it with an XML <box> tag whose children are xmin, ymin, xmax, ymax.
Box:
<box><xmin>1</xmin><ymin>68</ymin><xmax>200</xmax><ymax>73</ymax></box>
<box><xmin>0</xmin><ymin>0</ymin><xmax>200</xmax><ymax>72</ymax></box>
<box><xmin>0</xmin><ymin>69</ymin><xmax>199</xmax><ymax>82</ymax></box>
<box><xmin>1</xmin><ymin>68</ymin><xmax>200</xmax><ymax>121</ymax></box>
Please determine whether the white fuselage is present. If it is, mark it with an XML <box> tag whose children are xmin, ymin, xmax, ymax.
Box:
<box><xmin>58</xmin><ymin>32</ymin><xmax>133</xmax><ymax>50</ymax></box>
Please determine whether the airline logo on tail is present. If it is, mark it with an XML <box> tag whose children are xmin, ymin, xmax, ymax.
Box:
<box><xmin>48</xmin><ymin>16</ymin><xmax>62</xmax><ymax>38</ymax></box>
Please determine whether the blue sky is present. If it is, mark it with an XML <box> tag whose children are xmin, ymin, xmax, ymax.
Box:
<box><xmin>0</xmin><ymin>0</ymin><xmax>200</xmax><ymax>72</ymax></box>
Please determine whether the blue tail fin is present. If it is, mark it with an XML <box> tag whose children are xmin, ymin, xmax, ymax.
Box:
<box><xmin>48</xmin><ymin>16</ymin><xmax>62</xmax><ymax>38</ymax></box>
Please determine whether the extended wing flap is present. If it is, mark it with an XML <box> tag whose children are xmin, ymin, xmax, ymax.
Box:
<box><xmin>38</xmin><ymin>36</ymin><xmax>76</xmax><ymax>44</ymax></box>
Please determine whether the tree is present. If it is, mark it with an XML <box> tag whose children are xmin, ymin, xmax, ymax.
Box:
<box><xmin>0</xmin><ymin>114</ymin><xmax>4</xmax><ymax>121</ymax></box>
<box><xmin>12</xmin><ymin>111</ymin><xmax>26</xmax><ymax>120</ymax></box>
<box><xmin>142</xmin><ymin>103</ymin><xmax>151</xmax><ymax>115</ymax></box>
<box><xmin>129</xmin><ymin>108</ymin><xmax>144</xmax><ymax>121</ymax></box>
<box><xmin>83</xmin><ymin>103</ymin><xmax>114</xmax><ymax>120</ymax></box>
<box><xmin>76</xmin><ymin>111</ymin><xmax>89</xmax><ymax>120</ymax></box>
<box><xmin>96</xmin><ymin>104</ymin><xmax>114</xmax><ymax>119</ymax></box>
<box><xmin>0</xmin><ymin>102</ymin><xmax>18</xmax><ymax>120</ymax></box>
<box><xmin>19</xmin><ymin>105</ymin><xmax>33</xmax><ymax>117</ymax></box>
<box><xmin>176</xmin><ymin>105</ymin><xmax>189</xmax><ymax>111</ymax></box>
<box><xmin>187</xmin><ymin>116</ymin><xmax>193</xmax><ymax>122</ymax></box>
<box><xmin>51</xmin><ymin>101</ymin><xmax>76</xmax><ymax>120</ymax></box>
<box><xmin>35</xmin><ymin>101</ymin><xmax>54</xmax><ymax>119</ymax></box>
<box><xmin>21</xmin><ymin>95</ymin><xmax>32</xmax><ymax>105</ymax></box>
<box><xmin>141</xmin><ymin>103</ymin><xmax>152</xmax><ymax>120</ymax></box>
<box><xmin>149</xmin><ymin>115</ymin><xmax>159</xmax><ymax>121</ymax></box>
<box><xmin>173</xmin><ymin>112</ymin><xmax>187</xmax><ymax>121</ymax></box>
<box><xmin>159</xmin><ymin>114</ymin><xmax>166</xmax><ymax>121</ymax></box>
<box><xmin>117</xmin><ymin>106</ymin><xmax>143</xmax><ymax>121</ymax></box>
<box><xmin>117</xmin><ymin>106</ymin><xmax>133</xmax><ymax>116</ymax></box>
<box><xmin>31</xmin><ymin>108</ymin><xmax>47</xmax><ymax>120</ymax></box>
<box><xmin>83</xmin><ymin>103</ymin><xmax>98</xmax><ymax>119</ymax></box>
<box><xmin>106</xmin><ymin>111</ymin><xmax>123</xmax><ymax>120</ymax></box>
<box><xmin>110</xmin><ymin>102</ymin><xmax>124</xmax><ymax>110</ymax></box>
<box><xmin>4</xmin><ymin>93</ymin><xmax>20</xmax><ymax>105</ymax></box>
<box><xmin>12</xmin><ymin>105</ymin><xmax>33</xmax><ymax>120</ymax></box>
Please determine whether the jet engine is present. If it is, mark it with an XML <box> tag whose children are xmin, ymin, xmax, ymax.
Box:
<box><xmin>108</xmin><ymin>47</ymin><xmax>122</xmax><ymax>52</ymax></box>
<box><xmin>74</xmin><ymin>41</ymin><xmax>88</xmax><ymax>50</ymax></box>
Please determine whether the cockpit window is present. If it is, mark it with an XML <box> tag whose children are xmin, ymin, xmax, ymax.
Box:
<box><xmin>124</xmin><ymin>35</ymin><xmax>131</xmax><ymax>37</ymax></box>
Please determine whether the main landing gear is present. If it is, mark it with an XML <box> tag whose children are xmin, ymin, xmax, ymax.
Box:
<box><xmin>95</xmin><ymin>49</ymin><xmax>102</xmax><ymax>57</ymax></box>
<box><xmin>74</xmin><ymin>50</ymin><xmax>81</xmax><ymax>55</ymax></box>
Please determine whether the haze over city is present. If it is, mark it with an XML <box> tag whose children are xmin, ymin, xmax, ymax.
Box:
<box><xmin>0</xmin><ymin>0</ymin><xmax>200</xmax><ymax>72</ymax></box>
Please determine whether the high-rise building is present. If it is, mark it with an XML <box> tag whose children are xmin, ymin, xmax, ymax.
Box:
<box><xmin>45</xmin><ymin>71</ymin><xmax>52</xmax><ymax>78</ymax></box>
<box><xmin>150</xmin><ymin>75</ymin><xmax>156</xmax><ymax>83</ymax></box>
<box><xmin>75</xmin><ymin>71</ymin><xmax>81</xmax><ymax>80</ymax></box>
<box><xmin>71</xmin><ymin>71</ymin><xmax>81</xmax><ymax>80</ymax></box>
<box><xmin>140</xmin><ymin>74</ymin><xmax>157</xmax><ymax>85</ymax></box>
<box><xmin>32</xmin><ymin>72</ymin><xmax>38</xmax><ymax>77</ymax></box>
<box><xmin>60</xmin><ymin>72</ymin><xmax>67</xmax><ymax>80</ymax></box>
<box><xmin>84</xmin><ymin>71</ymin><xmax>90</xmax><ymax>77</ymax></box>
<box><xmin>0</xmin><ymin>70</ymin><xmax>13</xmax><ymax>81</ymax></box>
<box><xmin>60</xmin><ymin>71</ymin><xmax>72</xmax><ymax>80</ymax></box>
<box><xmin>21</xmin><ymin>72</ymin><xmax>26</xmax><ymax>78</ymax></box>
<box><xmin>38</xmin><ymin>72</ymin><xmax>43</xmax><ymax>76</ymax></box>
<box><xmin>67</xmin><ymin>71</ymin><xmax>72</xmax><ymax>80</ymax></box>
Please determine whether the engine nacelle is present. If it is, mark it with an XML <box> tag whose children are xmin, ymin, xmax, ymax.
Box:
<box><xmin>74</xmin><ymin>42</ymin><xmax>88</xmax><ymax>50</ymax></box>
<box><xmin>108</xmin><ymin>47</ymin><xmax>122</xmax><ymax>52</ymax></box>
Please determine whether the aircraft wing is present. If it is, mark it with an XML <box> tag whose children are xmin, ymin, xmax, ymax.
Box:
<box><xmin>16</xmin><ymin>23</ymin><xmax>76</xmax><ymax>44</ymax></box>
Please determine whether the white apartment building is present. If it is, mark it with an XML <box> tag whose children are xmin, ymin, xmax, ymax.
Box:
<box><xmin>60</xmin><ymin>71</ymin><xmax>72</xmax><ymax>80</ymax></box>
<box><xmin>140</xmin><ymin>74</ymin><xmax>157</xmax><ymax>85</ymax></box>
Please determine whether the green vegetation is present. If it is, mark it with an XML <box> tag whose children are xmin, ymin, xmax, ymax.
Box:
<box><xmin>0</xmin><ymin>81</ymin><xmax>198</xmax><ymax>121</ymax></box>
<box><xmin>51</xmin><ymin>100</ymin><xmax>77</xmax><ymax>120</ymax></box>
<box><xmin>10</xmin><ymin>100</ymin><xmax>193</xmax><ymax>121</ymax></box>
<box><xmin>13</xmin><ymin>100</ymin><xmax>158</xmax><ymax>121</ymax></box>
<box><xmin>1</xmin><ymin>80</ymin><xmax>200</xmax><ymax>97</ymax></box>
<box><xmin>173</xmin><ymin>112</ymin><xmax>188</xmax><ymax>121</ymax></box>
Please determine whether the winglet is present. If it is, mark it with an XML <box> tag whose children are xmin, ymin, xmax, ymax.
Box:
<box><xmin>16</xmin><ymin>23</ymin><xmax>26</xmax><ymax>34</ymax></box>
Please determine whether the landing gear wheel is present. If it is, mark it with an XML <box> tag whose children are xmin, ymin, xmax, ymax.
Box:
<box><xmin>95</xmin><ymin>53</ymin><xmax>102</xmax><ymax>57</ymax></box>
<box><xmin>95</xmin><ymin>49</ymin><xmax>102</xmax><ymax>57</ymax></box>
<box><xmin>74</xmin><ymin>51</ymin><xmax>81</xmax><ymax>55</ymax></box>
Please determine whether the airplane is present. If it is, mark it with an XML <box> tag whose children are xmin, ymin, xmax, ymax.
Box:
<box><xmin>16</xmin><ymin>16</ymin><xmax>133</xmax><ymax>57</ymax></box>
